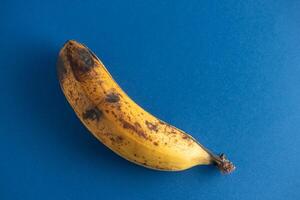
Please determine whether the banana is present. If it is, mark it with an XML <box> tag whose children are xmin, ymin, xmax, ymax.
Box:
<box><xmin>57</xmin><ymin>40</ymin><xmax>235</xmax><ymax>173</ymax></box>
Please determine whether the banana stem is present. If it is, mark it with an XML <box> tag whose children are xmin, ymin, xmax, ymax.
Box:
<box><xmin>195</xmin><ymin>141</ymin><xmax>235</xmax><ymax>174</ymax></box>
<box><xmin>211</xmin><ymin>153</ymin><xmax>235</xmax><ymax>174</ymax></box>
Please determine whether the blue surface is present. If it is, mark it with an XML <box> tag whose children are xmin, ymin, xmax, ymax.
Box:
<box><xmin>1</xmin><ymin>0</ymin><xmax>300</xmax><ymax>199</ymax></box>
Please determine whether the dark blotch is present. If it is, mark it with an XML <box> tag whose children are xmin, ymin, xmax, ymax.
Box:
<box><xmin>105</xmin><ymin>93</ymin><xmax>120</xmax><ymax>103</ymax></box>
<box><xmin>79</xmin><ymin>48</ymin><xmax>94</xmax><ymax>67</ymax></box>
<box><xmin>145</xmin><ymin>120</ymin><xmax>158</xmax><ymax>132</ymax></box>
<box><xmin>83</xmin><ymin>107</ymin><xmax>103</xmax><ymax>121</ymax></box>
<box><xmin>67</xmin><ymin>45</ymin><xmax>95</xmax><ymax>81</ymax></box>
<box><xmin>153</xmin><ymin>142</ymin><xmax>159</xmax><ymax>146</ymax></box>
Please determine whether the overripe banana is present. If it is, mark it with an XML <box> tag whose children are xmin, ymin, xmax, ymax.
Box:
<box><xmin>57</xmin><ymin>40</ymin><xmax>235</xmax><ymax>173</ymax></box>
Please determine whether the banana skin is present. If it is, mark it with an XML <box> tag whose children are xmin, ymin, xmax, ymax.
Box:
<box><xmin>57</xmin><ymin>40</ymin><xmax>235</xmax><ymax>173</ymax></box>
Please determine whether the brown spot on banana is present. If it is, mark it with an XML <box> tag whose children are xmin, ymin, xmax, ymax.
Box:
<box><xmin>111</xmin><ymin>111</ymin><xmax>118</xmax><ymax>118</ymax></box>
<box><xmin>116</xmin><ymin>135</ymin><xmax>124</xmax><ymax>142</ymax></box>
<box><xmin>119</xmin><ymin>118</ymin><xmax>147</xmax><ymax>139</ymax></box>
<box><xmin>105</xmin><ymin>93</ymin><xmax>120</xmax><ymax>103</ymax></box>
<box><xmin>145</xmin><ymin>120</ymin><xmax>158</xmax><ymax>132</ymax></box>
<box><xmin>153</xmin><ymin>142</ymin><xmax>159</xmax><ymax>146</ymax></box>
<box><xmin>110</xmin><ymin>135</ymin><xmax>124</xmax><ymax>144</ymax></box>
<box><xmin>82</xmin><ymin>107</ymin><xmax>103</xmax><ymax>121</ymax></box>
<box><xmin>182</xmin><ymin>135</ymin><xmax>189</xmax><ymax>140</ymax></box>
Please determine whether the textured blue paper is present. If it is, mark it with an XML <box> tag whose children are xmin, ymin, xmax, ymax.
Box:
<box><xmin>1</xmin><ymin>1</ymin><xmax>299</xmax><ymax>199</ymax></box>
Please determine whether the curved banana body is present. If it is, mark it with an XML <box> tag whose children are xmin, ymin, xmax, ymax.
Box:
<box><xmin>57</xmin><ymin>40</ymin><xmax>235</xmax><ymax>173</ymax></box>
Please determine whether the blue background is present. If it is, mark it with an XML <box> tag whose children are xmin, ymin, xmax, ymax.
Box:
<box><xmin>1</xmin><ymin>0</ymin><xmax>299</xmax><ymax>199</ymax></box>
